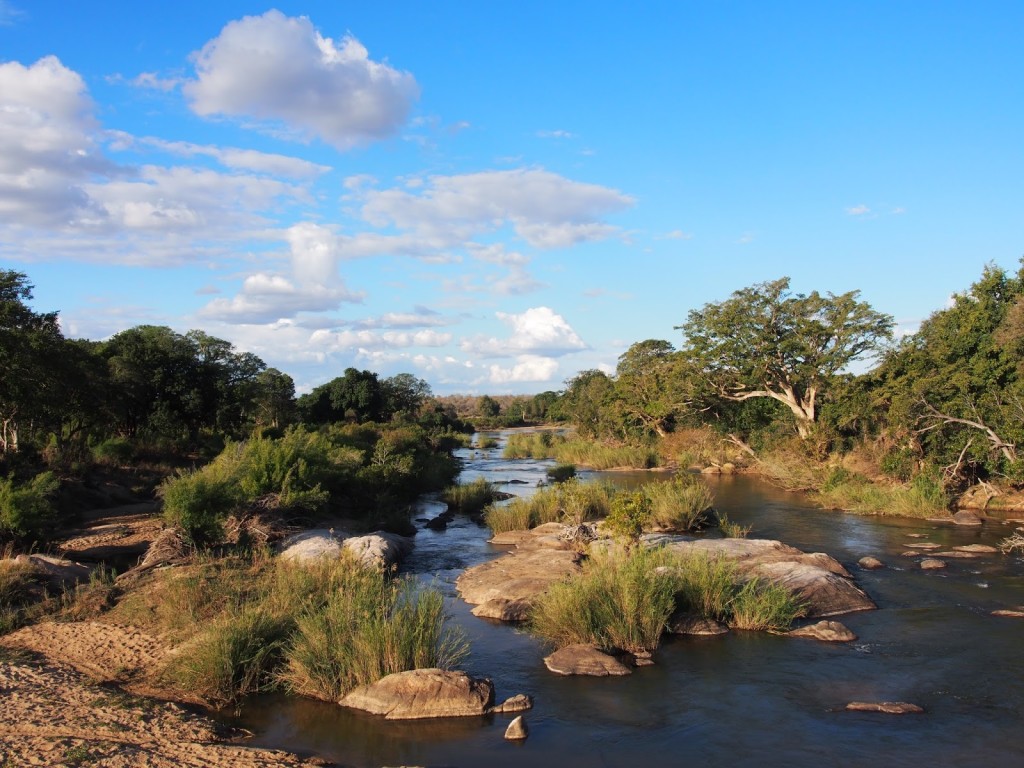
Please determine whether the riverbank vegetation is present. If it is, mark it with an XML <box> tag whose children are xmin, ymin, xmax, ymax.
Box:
<box><xmin>522</xmin><ymin>262</ymin><xmax>1024</xmax><ymax>520</ymax></box>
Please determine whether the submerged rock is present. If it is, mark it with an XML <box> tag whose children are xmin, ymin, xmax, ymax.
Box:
<box><xmin>952</xmin><ymin>511</ymin><xmax>983</xmax><ymax>526</ymax></box>
<box><xmin>665</xmin><ymin>612</ymin><xmax>729</xmax><ymax>636</ymax></box>
<box><xmin>339</xmin><ymin>669</ymin><xmax>494</xmax><ymax>720</ymax></box>
<box><xmin>845</xmin><ymin>701</ymin><xmax>924</xmax><ymax>714</ymax></box>
<box><xmin>858</xmin><ymin>556</ymin><xmax>885</xmax><ymax>570</ymax></box>
<box><xmin>953</xmin><ymin>544</ymin><xmax>999</xmax><ymax>553</ymax></box>
<box><xmin>544</xmin><ymin>644</ymin><xmax>632</xmax><ymax>676</ymax></box>
<box><xmin>788</xmin><ymin>620</ymin><xmax>857</xmax><ymax>642</ymax></box>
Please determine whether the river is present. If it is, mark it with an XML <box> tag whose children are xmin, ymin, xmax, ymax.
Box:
<box><xmin>236</xmin><ymin>430</ymin><xmax>1024</xmax><ymax>767</ymax></box>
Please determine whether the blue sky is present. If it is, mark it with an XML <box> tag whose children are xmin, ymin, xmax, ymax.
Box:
<box><xmin>2</xmin><ymin>1</ymin><xmax>1022</xmax><ymax>394</ymax></box>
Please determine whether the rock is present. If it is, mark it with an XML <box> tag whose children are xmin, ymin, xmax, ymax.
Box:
<box><xmin>845</xmin><ymin>701</ymin><xmax>924</xmax><ymax>714</ymax></box>
<box><xmin>933</xmin><ymin>551</ymin><xmax>980</xmax><ymax>559</ymax></box>
<box><xmin>900</xmin><ymin>551</ymin><xmax>921</xmax><ymax>557</ymax></box>
<box><xmin>666</xmin><ymin>612</ymin><xmax>729</xmax><ymax>636</ymax></box>
<box><xmin>904</xmin><ymin>542</ymin><xmax>941</xmax><ymax>549</ymax></box>
<box><xmin>747</xmin><ymin>560</ymin><xmax>876</xmax><ymax>617</ymax></box>
<box><xmin>952</xmin><ymin>511</ymin><xmax>983</xmax><ymax>526</ymax></box>
<box><xmin>788</xmin><ymin>620</ymin><xmax>857</xmax><ymax>642</ymax></box>
<box><xmin>457</xmin><ymin>546</ymin><xmax>581</xmax><ymax>620</ymax></box>
<box><xmin>471</xmin><ymin>597</ymin><xmax>535</xmax><ymax>622</ymax></box>
<box><xmin>339</xmin><ymin>669</ymin><xmax>494</xmax><ymax>720</ymax></box>
<box><xmin>424</xmin><ymin>516</ymin><xmax>448</xmax><ymax>531</ymax></box>
<box><xmin>858</xmin><ymin>556</ymin><xmax>885</xmax><ymax>570</ymax></box>
<box><xmin>12</xmin><ymin>554</ymin><xmax>91</xmax><ymax>590</ymax></box>
<box><xmin>504</xmin><ymin>715</ymin><xmax>529</xmax><ymax>740</ymax></box>
<box><xmin>279</xmin><ymin>529</ymin><xmax>413</xmax><ymax>569</ymax></box>
<box><xmin>632</xmin><ymin>650</ymin><xmax>655</xmax><ymax>667</ymax></box>
<box><xmin>953</xmin><ymin>544</ymin><xmax>999</xmax><ymax>553</ymax></box>
<box><xmin>920</xmin><ymin>558</ymin><xmax>946</xmax><ymax>570</ymax></box>
<box><xmin>342</xmin><ymin>532</ymin><xmax>414</xmax><ymax>569</ymax></box>
<box><xmin>991</xmin><ymin>608</ymin><xmax>1024</xmax><ymax>618</ymax></box>
<box><xmin>543</xmin><ymin>644</ymin><xmax>632</xmax><ymax>676</ymax></box>
<box><xmin>491</xmin><ymin>694</ymin><xmax>533</xmax><ymax>714</ymax></box>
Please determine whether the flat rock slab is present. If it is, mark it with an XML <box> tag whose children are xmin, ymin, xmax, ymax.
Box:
<box><xmin>748</xmin><ymin>560</ymin><xmax>875</xmax><ymax>617</ymax></box>
<box><xmin>544</xmin><ymin>644</ymin><xmax>632</xmax><ymax>677</ymax></box>
<box><xmin>904</xmin><ymin>542</ymin><xmax>941</xmax><ymax>550</ymax></box>
<box><xmin>457</xmin><ymin>546</ymin><xmax>581</xmax><ymax>617</ymax></box>
<box><xmin>952</xmin><ymin>511</ymin><xmax>983</xmax><ymax>526</ymax></box>
<box><xmin>991</xmin><ymin>608</ymin><xmax>1024</xmax><ymax>618</ymax></box>
<box><xmin>788</xmin><ymin>620</ymin><xmax>857</xmax><ymax>643</ymax></box>
<box><xmin>339</xmin><ymin>669</ymin><xmax>494</xmax><ymax>720</ymax></box>
<box><xmin>845</xmin><ymin>701</ymin><xmax>924</xmax><ymax>714</ymax></box>
<box><xmin>953</xmin><ymin>544</ymin><xmax>999</xmax><ymax>553</ymax></box>
<box><xmin>933</xmin><ymin>550</ymin><xmax>980</xmax><ymax>559</ymax></box>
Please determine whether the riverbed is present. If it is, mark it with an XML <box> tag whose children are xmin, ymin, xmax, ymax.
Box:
<box><xmin>236</xmin><ymin>431</ymin><xmax>1024</xmax><ymax>767</ymax></box>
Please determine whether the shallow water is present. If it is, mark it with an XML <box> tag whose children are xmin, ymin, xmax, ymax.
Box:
<box><xmin>236</xmin><ymin>432</ymin><xmax>1024</xmax><ymax>767</ymax></box>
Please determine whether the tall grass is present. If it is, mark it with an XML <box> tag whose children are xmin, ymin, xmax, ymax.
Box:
<box><xmin>113</xmin><ymin>552</ymin><xmax>465</xmax><ymax>707</ymax></box>
<box><xmin>483</xmin><ymin>479</ymin><xmax>615</xmax><ymax>534</ymax></box>
<box><xmin>281</xmin><ymin>577</ymin><xmax>466</xmax><ymax>701</ymax></box>
<box><xmin>728</xmin><ymin>578</ymin><xmax>806</xmax><ymax>631</ymax></box>
<box><xmin>673</xmin><ymin>553</ymin><xmax>736</xmax><ymax>620</ymax></box>
<box><xmin>441</xmin><ymin>477</ymin><xmax>501</xmax><ymax>515</ymax></box>
<box><xmin>502</xmin><ymin>432</ymin><xmax>661</xmax><ymax>470</ymax></box>
<box><xmin>503</xmin><ymin>430</ymin><xmax>564</xmax><ymax>459</ymax></box>
<box><xmin>644</xmin><ymin>474</ymin><xmax>714</xmax><ymax>531</ymax></box>
<box><xmin>530</xmin><ymin>548</ymin><xmax>679</xmax><ymax>653</ymax></box>
<box><xmin>0</xmin><ymin>557</ymin><xmax>38</xmax><ymax>635</ymax></box>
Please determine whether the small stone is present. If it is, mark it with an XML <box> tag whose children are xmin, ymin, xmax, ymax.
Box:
<box><xmin>900</xmin><ymin>551</ymin><xmax>921</xmax><ymax>557</ymax></box>
<box><xmin>858</xmin><ymin>556</ymin><xmax>885</xmax><ymax>570</ymax></box>
<box><xmin>491</xmin><ymin>694</ymin><xmax>533</xmax><ymax>714</ymax></box>
<box><xmin>845</xmin><ymin>701</ymin><xmax>924</xmax><ymax>715</ymax></box>
<box><xmin>631</xmin><ymin>650</ymin><xmax>655</xmax><ymax>667</ymax></box>
<box><xmin>504</xmin><ymin>715</ymin><xmax>529</xmax><ymax>740</ymax></box>
<box><xmin>991</xmin><ymin>608</ymin><xmax>1024</xmax><ymax>618</ymax></box>
<box><xmin>788</xmin><ymin>620</ymin><xmax>857</xmax><ymax>643</ymax></box>
<box><xmin>920</xmin><ymin>558</ymin><xmax>946</xmax><ymax>570</ymax></box>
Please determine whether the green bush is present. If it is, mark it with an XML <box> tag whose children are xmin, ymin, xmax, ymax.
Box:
<box><xmin>441</xmin><ymin>477</ymin><xmax>500</xmax><ymax>515</ymax></box>
<box><xmin>0</xmin><ymin>472</ymin><xmax>60</xmax><ymax>542</ymax></box>
<box><xmin>160</xmin><ymin>471</ymin><xmax>239</xmax><ymax>544</ymax></box>
<box><xmin>91</xmin><ymin>437</ymin><xmax>135</xmax><ymax>466</ymax></box>
<box><xmin>546</xmin><ymin>463</ymin><xmax>577</xmax><ymax>483</ymax></box>
<box><xmin>644</xmin><ymin>474</ymin><xmax>714</xmax><ymax>531</ymax></box>
<box><xmin>605</xmin><ymin>490</ymin><xmax>651</xmax><ymax>544</ymax></box>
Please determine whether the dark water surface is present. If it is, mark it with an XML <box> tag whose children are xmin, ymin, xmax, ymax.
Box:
<box><xmin>236</xmin><ymin>432</ymin><xmax>1024</xmax><ymax>767</ymax></box>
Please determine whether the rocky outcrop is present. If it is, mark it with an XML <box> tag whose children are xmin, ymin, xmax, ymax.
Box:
<box><xmin>339</xmin><ymin>669</ymin><xmax>494</xmax><ymax>719</ymax></box>
<box><xmin>457</xmin><ymin>525</ymin><xmax>582</xmax><ymax>620</ymax></box>
<box><xmin>788</xmin><ymin>620</ymin><xmax>857</xmax><ymax>642</ymax></box>
<box><xmin>278</xmin><ymin>529</ymin><xmax>412</xmax><ymax>569</ymax></box>
<box><xmin>543</xmin><ymin>644</ymin><xmax>632</xmax><ymax>676</ymax></box>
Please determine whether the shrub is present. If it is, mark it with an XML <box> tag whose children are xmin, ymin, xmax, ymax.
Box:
<box><xmin>604</xmin><ymin>490</ymin><xmax>651</xmax><ymax>544</ymax></box>
<box><xmin>0</xmin><ymin>557</ymin><xmax>38</xmax><ymax>634</ymax></box>
<box><xmin>91</xmin><ymin>437</ymin><xmax>135</xmax><ymax>466</ymax></box>
<box><xmin>475</xmin><ymin>434</ymin><xmax>498</xmax><ymax>450</ymax></box>
<box><xmin>0</xmin><ymin>472</ymin><xmax>60</xmax><ymax>543</ymax></box>
<box><xmin>159</xmin><ymin>471</ymin><xmax>239</xmax><ymax>545</ymax></box>
<box><xmin>483</xmin><ymin>499</ymin><xmax>534</xmax><ymax>534</ymax></box>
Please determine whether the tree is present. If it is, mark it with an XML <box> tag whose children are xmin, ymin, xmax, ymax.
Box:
<box><xmin>252</xmin><ymin>368</ymin><xmax>296</xmax><ymax>429</ymax></box>
<box><xmin>614</xmin><ymin>339</ymin><xmax>696</xmax><ymax>438</ymax></box>
<box><xmin>679</xmin><ymin>277</ymin><xmax>893</xmax><ymax>438</ymax></box>
<box><xmin>476</xmin><ymin>395</ymin><xmax>501</xmax><ymax>418</ymax></box>
<box><xmin>0</xmin><ymin>271</ymin><xmax>65</xmax><ymax>453</ymax></box>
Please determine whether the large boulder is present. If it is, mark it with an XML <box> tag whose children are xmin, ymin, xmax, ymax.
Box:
<box><xmin>339</xmin><ymin>669</ymin><xmax>494</xmax><ymax>719</ymax></box>
<box><xmin>278</xmin><ymin>529</ymin><xmax>413</xmax><ymax>569</ymax></box>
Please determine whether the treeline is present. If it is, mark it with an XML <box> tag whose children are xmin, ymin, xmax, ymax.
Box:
<box><xmin>547</xmin><ymin>262</ymin><xmax>1024</xmax><ymax>498</ymax></box>
<box><xmin>0</xmin><ymin>270</ymin><xmax>470</xmax><ymax>543</ymax></box>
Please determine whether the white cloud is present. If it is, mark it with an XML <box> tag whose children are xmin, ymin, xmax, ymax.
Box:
<box><xmin>662</xmin><ymin>229</ymin><xmax>693</xmax><ymax>240</ymax></box>
<box><xmin>200</xmin><ymin>222</ymin><xmax>363</xmax><ymax>323</ymax></box>
<box><xmin>184</xmin><ymin>10</ymin><xmax>419</xmax><ymax>149</ymax></box>
<box><xmin>0</xmin><ymin>56</ymin><xmax>109</xmax><ymax>228</ymax></box>
<box><xmin>129</xmin><ymin>72</ymin><xmax>182</xmax><ymax>92</ymax></box>
<box><xmin>358</xmin><ymin>168</ymin><xmax>633</xmax><ymax>249</ymax></box>
<box><xmin>461</xmin><ymin>306</ymin><xmax>587</xmax><ymax>357</ymax></box>
<box><xmin>355</xmin><ymin>307</ymin><xmax>456</xmax><ymax>329</ymax></box>
<box><xmin>115</xmin><ymin>135</ymin><xmax>331</xmax><ymax>179</ymax></box>
<box><xmin>537</xmin><ymin>129</ymin><xmax>574</xmax><ymax>139</ymax></box>
<box><xmin>486</xmin><ymin>355</ymin><xmax>559</xmax><ymax>384</ymax></box>
<box><xmin>0</xmin><ymin>1</ymin><xmax>25</xmax><ymax>25</ymax></box>
<box><xmin>846</xmin><ymin>204</ymin><xmax>871</xmax><ymax>216</ymax></box>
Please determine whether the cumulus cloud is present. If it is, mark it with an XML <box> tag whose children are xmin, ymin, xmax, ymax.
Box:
<box><xmin>0</xmin><ymin>56</ymin><xmax>109</xmax><ymax>228</ymax></box>
<box><xmin>486</xmin><ymin>355</ymin><xmax>559</xmax><ymax>384</ymax></box>
<box><xmin>184</xmin><ymin>10</ymin><xmax>419</xmax><ymax>149</ymax></box>
<box><xmin>461</xmin><ymin>306</ymin><xmax>587</xmax><ymax>357</ymax></box>
<box><xmin>200</xmin><ymin>222</ymin><xmax>363</xmax><ymax>323</ymax></box>
<box><xmin>358</xmin><ymin>168</ymin><xmax>633</xmax><ymax>249</ymax></box>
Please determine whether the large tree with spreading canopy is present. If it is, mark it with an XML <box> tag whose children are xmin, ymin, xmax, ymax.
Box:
<box><xmin>678</xmin><ymin>277</ymin><xmax>893</xmax><ymax>438</ymax></box>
